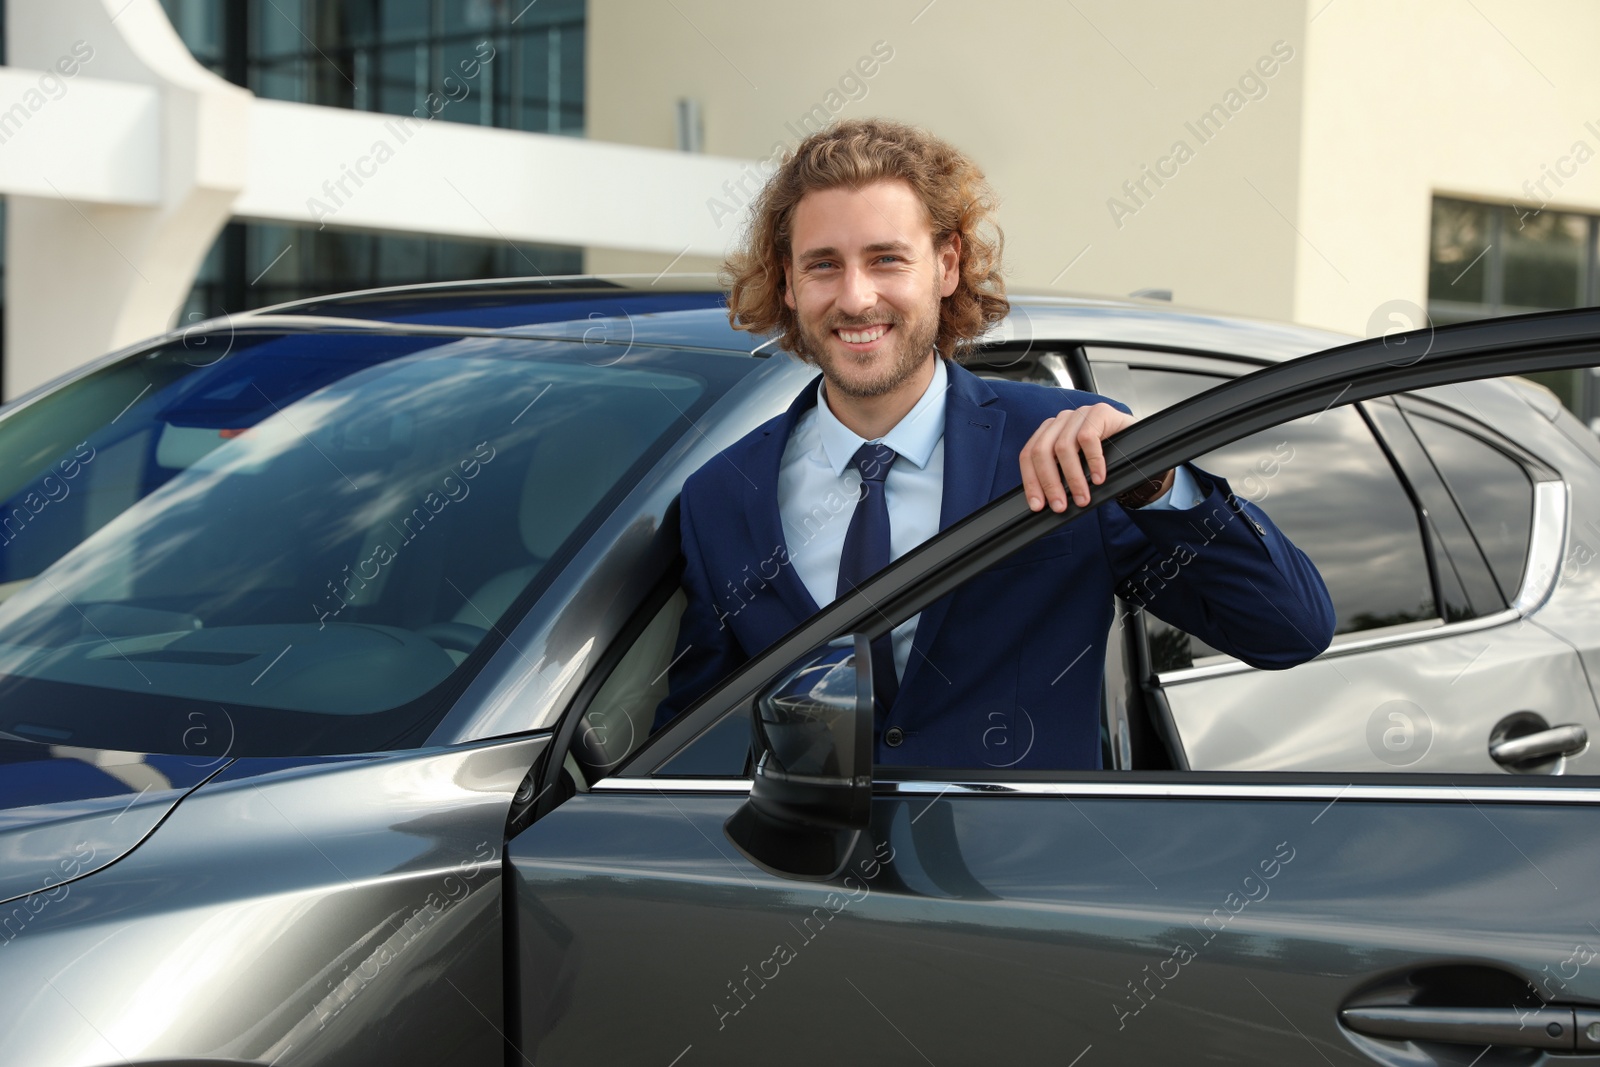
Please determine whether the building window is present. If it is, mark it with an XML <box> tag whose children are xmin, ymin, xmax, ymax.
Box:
<box><xmin>158</xmin><ymin>1</ymin><xmax>588</xmax><ymax>320</ymax></box>
<box><xmin>160</xmin><ymin>0</ymin><xmax>585</xmax><ymax>135</ymax></box>
<box><xmin>177</xmin><ymin>222</ymin><xmax>582</xmax><ymax>325</ymax></box>
<box><xmin>1428</xmin><ymin>195</ymin><xmax>1600</xmax><ymax>426</ymax></box>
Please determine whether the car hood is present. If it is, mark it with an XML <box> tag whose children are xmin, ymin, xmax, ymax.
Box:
<box><xmin>0</xmin><ymin>738</ymin><xmax>226</xmax><ymax>905</ymax></box>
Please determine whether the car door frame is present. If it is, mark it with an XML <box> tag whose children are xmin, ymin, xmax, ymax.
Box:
<box><xmin>508</xmin><ymin>306</ymin><xmax>1600</xmax><ymax>1065</ymax></box>
<box><xmin>604</xmin><ymin>305</ymin><xmax>1600</xmax><ymax>782</ymax></box>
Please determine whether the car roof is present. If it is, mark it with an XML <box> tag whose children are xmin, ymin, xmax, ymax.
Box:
<box><xmin>239</xmin><ymin>273</ymin><xmax>1355</xmax><ymax>364</ymax></box>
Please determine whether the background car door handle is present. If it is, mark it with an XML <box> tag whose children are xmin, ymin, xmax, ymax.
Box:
<box><xmin>1341</xmin><ymin>1005</ymin><xmax>1600</xmax><ymax>1049</ymax></box>
<box><xmin>1489</xmin><ymin>724</ymin><xmax>1588</xmax><ymax>766</ymax></box>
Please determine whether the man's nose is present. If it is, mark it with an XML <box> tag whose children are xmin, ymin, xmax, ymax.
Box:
<box><xmin>836</xmin><ymin>262</ymin><xmax>878</xmax><ymax>317</ymax></box>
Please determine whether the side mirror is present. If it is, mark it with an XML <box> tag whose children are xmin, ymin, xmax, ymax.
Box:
<box><xmin>723</xmin><ymin>633</ymin><xmax>874</xmax><ymax>880</ymax></box>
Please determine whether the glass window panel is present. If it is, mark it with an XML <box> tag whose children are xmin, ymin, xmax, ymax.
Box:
<box><xmin>432</xmin><ymin>240</ymin><xmax>500</xmax><ymax>281</ymax></box>
<box><xmin>515</xmin><ymin>29</ymin><xmax>551</xmax><ymax>132</ymax></box>
<box><xmin>1364</xmin><ymin>399</ymin><xmax>1502</xmax><ymax>621</ymax></box>
<box><xmin>253</xmin><ymin>60</ymin><xmax>304</xmax><ymax>103</ymax></box>
<box><xmin>1407</xmin><ymin>412</ymin><xmax>1535</xmax><ymax>602</ymax></box>
<box><xmin>253</xmin><ymin>0</ymin><xmax>307</xmax><ymax>59</ymax></box>
<box><xmin>0</xmin><ymin>337</ymin><xmax>745</xmax><ymax>757</ymax></box>
<box><xmin>558</xmin><ymin>25</ymin><xmax>585</xmax><ymax>134</ymax></box>
<box><xmin>1114</xmin><ymin>367</ymin><xmax>1227</xmax><ymax>417</ymax></box>
<box><xmin>374</xmin><ymin>44</ymin><xmax>417</xmax><ymax>114</ymax></box>
<box><xmin>159</xmin><ymin>0</ymin><xmax>227</xmax><ymax>68</ymax></box>
<box><xmin>436</xmin><ymin>39</ymin><xmax>490</xmax><ymax>124</ymax></box>
<box><xmin>1139</xmin><ymin>398</ymin><xmax>1435</xmax><ymax>672</ymax></box>
<box><xmin>1502</xmin><ymin>207</ymin><xmax>1588</xmax><ymax>310</ymax></box>
<box><xmin>1428</xmin><ymin>197</ymin><xmax>1491</xmax><ymax>307</ymax></box>
<box><xmin>376</xmin><ymin>234</ymin><xmax>429</xmax><ymax>282</ymax></box>
<box><xmin>380</xmin><ymin>0</ymin><xmax>431</xmax><ymax>40</ymax></box>
<box><xmin>167</xmin><ymin>0</ymin><xmax>584</xmax><ymax>130</ymax></box>
<box><xmin>448</xmin><ymin>0</ymin><xmax>498</xmax><ymax>32</ymax></box>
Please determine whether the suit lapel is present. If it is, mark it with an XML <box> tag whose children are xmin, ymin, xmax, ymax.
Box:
<box><xmin>897</xmin><ymin>362</ymin><xmax>1005</xmax><ymax>700</ymax></box>
<box><xmin>744</xmin><ymin>374</ymin><xmax>824</xmax><ymax>623</ymax></box>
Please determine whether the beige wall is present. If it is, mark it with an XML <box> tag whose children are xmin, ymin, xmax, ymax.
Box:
<box><xmin>587</xmin><ymin>0</ymin><xmax>1310</xmax><ymax>320</ymax></box>
<box><xmin>589</xmin><ymin>0</ymin><xmax>1600</xmax><ymax>339</ymax></box>
<box><xmin>1295</xmin><ymin>0</ymin><xmax>1600</xmax><ymax>335</ymax></box>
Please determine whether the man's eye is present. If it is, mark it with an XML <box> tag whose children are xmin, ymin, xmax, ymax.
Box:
<box><xmin>876</xmin><ymin>255</ymin><xmax>900</xmax><ymax>264</ymax></box>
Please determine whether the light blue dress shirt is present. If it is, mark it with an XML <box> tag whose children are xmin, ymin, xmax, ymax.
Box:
<box><xmin>776</xmin><ymin>358</ymin><xmax>1200</xmax><ymax>681</ymax></box>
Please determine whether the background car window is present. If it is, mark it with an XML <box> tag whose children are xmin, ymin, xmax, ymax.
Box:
<box><xmin>1362</xmin><ymin>399</ymin><xmax>1507</xmax><ymax>621</ymax></box>
<box><xmin>1405</xmin><ymin>409</ymin><xmax>1535</xmax><ymax>602</ymax></box>
<box><xmin>0</xmin><ymin>334</ymin><xmax>748</xmax><ymax>757</ymax></box>
<box><xmin>1116</xmin><ymin>366</ymin><xmax>1228</xmax><ymax>416</ymax></box>
<box><xmin>1128</xmin><ymin>369</ymin><xmax>1438</xmax><ymax>671</ymax></box>
<box><xmin>966</xmin><ymin>349</ymin><xmax>1077</xmax><ymax>388</ymax></box>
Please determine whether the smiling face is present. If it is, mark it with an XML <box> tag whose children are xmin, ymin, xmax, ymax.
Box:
<box><xmin>783</xmin><ymin>179</ymin><xmax>961</xmax><ymax>401</ymax></box>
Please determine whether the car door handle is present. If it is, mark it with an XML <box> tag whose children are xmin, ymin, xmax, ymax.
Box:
<box><xmin>1489</xmin><ymin>724</ymin><xmax>1588</xmax><ymax>766</ymax></box>
<box><xmin>1341</xmin><ymin>1005</ymin><xmax>1600</xmax><ymax>1050</ymax></box>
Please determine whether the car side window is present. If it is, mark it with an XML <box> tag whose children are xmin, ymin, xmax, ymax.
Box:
<box><xmin>1128</xmin><ymin>369</ymin><xmax>1438</xmax><ymax>671</ymax></box>
<box><xmin>1115</xmin><ymin>366</ymin><xmax>1228</xmax><ymax>417</ymax></box>
<box><xmin>565</xmin><ymin>587</ymin><xmax>687</xmax><ymax>784</ymax></box>
<box><xmin>563</xmin><ymin>583</ymin><xmax>753</xmax><ymax>783</ymax></box>
<box><xmin>1405</xmin><ymin>408</ymin><xmax>1535</xmax><ymax>601</ymax></box>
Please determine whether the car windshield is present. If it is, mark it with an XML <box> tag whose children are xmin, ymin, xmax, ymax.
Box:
<box><xmin>0</xmin><ymin>329</ymin><xmax>743</xmax><ymax>757</ymax></box>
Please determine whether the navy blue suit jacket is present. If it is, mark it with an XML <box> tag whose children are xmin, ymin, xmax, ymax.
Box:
<box><xmin>653</xmin><ymin>359</ymin><xmax>1335</xmax><ymax>769</ymax></box>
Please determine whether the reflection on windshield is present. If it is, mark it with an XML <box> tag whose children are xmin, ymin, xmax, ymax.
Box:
<box><xmin>0</xmin><ymin>332</ymin><xmax>726</xmax><ymax>757</ymax></box>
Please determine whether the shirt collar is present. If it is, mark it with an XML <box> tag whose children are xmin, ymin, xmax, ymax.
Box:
<box><xmin>815</xmin><ymin>356</ymin><xmax>948</xmax><ymax>477</ymax></box>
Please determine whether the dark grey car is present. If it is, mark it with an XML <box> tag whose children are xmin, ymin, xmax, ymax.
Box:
<box><xmin>3</xmin><ymin>278</ymin><xmax>1600</xmax><ymax>1066</ymax></box>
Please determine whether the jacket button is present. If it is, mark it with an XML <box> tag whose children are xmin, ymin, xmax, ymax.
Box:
<box><xmin>884</xmin><ymin>727</ymin><xmax>904</xmax><ymax>747</ymax></box>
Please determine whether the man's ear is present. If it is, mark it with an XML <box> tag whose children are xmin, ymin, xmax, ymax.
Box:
<box><xmin>937</xmin><ymin>233</ymin><xmax>961</xmax><ymax>299</ymax></box>
<box><xmin>782</xmin><ymin>263</ymin><xmax>796</xmax><ymax>311</ymax></box>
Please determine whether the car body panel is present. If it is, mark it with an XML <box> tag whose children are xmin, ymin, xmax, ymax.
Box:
<box><xmin>0</xmin><ymin>742</ymin><xmax>222</xmax><ymax>908</ymax></box>
<box><xmin>0</xmin><ymin>734</ymin><xmax>543</xmax><ymax>1066</ymax></box>
<box><xmin>1166</xmin><ymin>603</ymin><xmax>1600</xmax><ymax>772</ymax></box>
<box><xmin>1002</xmin><ymin>294</ymin><xmax>1352</xmax><ymax>361</ymax></box>
<box><xmin>511</xmin><ymin>783</ymin><xmax>1600</xmax><ymax>1066</ymax></box>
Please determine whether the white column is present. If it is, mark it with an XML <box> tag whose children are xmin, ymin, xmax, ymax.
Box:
<box><xmin>3</xmin><ymin>0</ymin><xmax>249</xmax><ymax>399</ymax></box>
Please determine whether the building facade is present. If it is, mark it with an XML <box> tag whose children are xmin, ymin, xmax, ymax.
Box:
<box><xmin>1</xmin><ymin>0</ymin><xmax>1597</xmax><ymax>422</ymax></box>
<box><xmin>159</xmin><ymin>0</ymin><xmax>586</xmax><ymax>322</ymax></box>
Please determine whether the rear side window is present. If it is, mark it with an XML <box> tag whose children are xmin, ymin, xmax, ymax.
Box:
<box><xmin>1129</xmin><ymin>368</ymin><xmax>1437</xmax><ymax>671</ymax></box>
<box><xmin>1405</xmin><ymin>411</ymin><xmax>1535</xmax><ymax>602</ymax></box>
<box><xmin>1119</xmin><ymin>367</ymin><xmax>1227</xmax><ymax>416</ymax></box>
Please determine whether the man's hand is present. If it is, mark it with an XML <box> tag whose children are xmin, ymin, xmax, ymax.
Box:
<box><xmin>1020</xmin><ymin>403</ymin><xmax>1173</xmax><ymax>512</ymax></box>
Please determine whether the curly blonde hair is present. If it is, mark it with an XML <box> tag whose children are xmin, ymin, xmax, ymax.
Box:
<box><xmin>722</xmin><ymin>118</ymin><xmax>1009</xmax><ymax>362</ymax></box>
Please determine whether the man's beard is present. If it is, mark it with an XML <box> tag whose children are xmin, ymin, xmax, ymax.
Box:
<box><xmin>798</xmin><ymin>284</ymin><xmax>942</xmax><ymax>400</ymax></box>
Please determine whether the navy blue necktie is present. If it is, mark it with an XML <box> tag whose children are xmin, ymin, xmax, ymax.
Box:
<box><xmin>837</xmin><ymin>441</ymin><xmax>900</xmax><ymax>713</ymax></box>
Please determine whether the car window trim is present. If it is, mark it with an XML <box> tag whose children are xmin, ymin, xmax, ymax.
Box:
<box><xmin>590</xmin><ymin>775</ymin><xmax>1600</xmax><ymax>805</ymax></box>
<box><xmin>965</xmin><ymin>344</ymin><xmax>1081</xmax><ymax>388</ymax></box>
<box><xmin>1085</xmin><ymin>346</ymin><xmax>1267</xmax><ymax>380</ymax></box>
<box><xmin>1361</xmin><ymin>397</ymin><xmax>1456</xmax><ymax>628</ymax></box>
<box><xmin>1154</xmin><ymin>477</ymin><xmax>1567</xmax><ymax>686</ymax></box>
<box><xmin>621</xmin><ymin>308</ymin><xmax>1600</xmax><ymax>779</ymax></box>
<box><xmin>1396</xmin><ymin>389</ymin><xmax>1564</xmax><ymax>478</ymax></box>
<box><xmin>1398</xmin><ymin>394</ymin><xmax>1550</xmax><ymax>601</ymax></box>
<box><xmin>1396</xmin><ymin>403</ymin><xmax>1516</xmax><ymax>606</ymax></box>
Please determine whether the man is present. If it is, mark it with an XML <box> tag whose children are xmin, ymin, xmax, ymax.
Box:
<box><xmin>652</xmin><ymin>118</ymin><xmax>1333</xmax><ymax>769</ymax></box>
